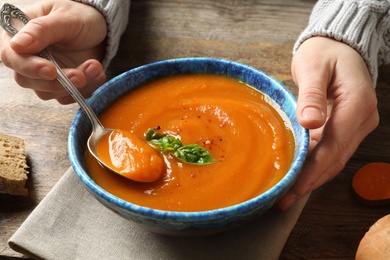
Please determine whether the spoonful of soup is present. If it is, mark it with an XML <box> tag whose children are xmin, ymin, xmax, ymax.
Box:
<box><xmin>0</xmin><ymin>3</ymin><xmax>164</xmax><ymax>182</ymax></box>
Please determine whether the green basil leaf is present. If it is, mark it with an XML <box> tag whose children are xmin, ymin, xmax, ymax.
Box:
<box><xmin>148</xmin><ymin>135</ymin><xmax>182</xmax><ymax>152</ymax></box>
<box><xmin>145</xmin><ymin>128</ymin><xmax>166</xmax><ymax>141</ymax></box>
<box><xmin>145</xmin><ymin>128</ymin><xmax>215</xmax><ymax>165</ymax></box>
<box><xmin>173</xmin><ymin>144</ymin><xmax>215</xmax><ymax>164</ymax></box>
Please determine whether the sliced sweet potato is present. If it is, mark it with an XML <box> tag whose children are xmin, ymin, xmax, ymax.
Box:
<box><xmin>352</xmin><ymin>162</ymin><xmax>390</xmax><ymax>207</ymax></box>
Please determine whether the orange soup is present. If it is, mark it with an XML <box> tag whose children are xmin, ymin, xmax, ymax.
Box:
<box><xmin>85</xmin><ymin>74</ymin><xmax>295</xmax><ymax>211</ymax></box>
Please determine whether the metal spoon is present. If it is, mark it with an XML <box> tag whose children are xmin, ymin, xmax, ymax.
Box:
<box><xmin>0</xmin><ymin>3</ymin><xmax>131</xmax><ymax>178</ymax></box>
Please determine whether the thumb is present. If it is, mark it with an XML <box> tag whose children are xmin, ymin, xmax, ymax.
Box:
<box><xmin>292</xmin><ymin>55</ymin><xmax>329</xmax><ymax>129</ymax></box>
<box><xmin>296</xmin><ymin>83</ymin><xmax>327</xmax><ymax>129</ymax></box>
<box><xmin>10</xmin><ymin>13</ymin><xmax>72</xmax><ymax>54</ymax></box>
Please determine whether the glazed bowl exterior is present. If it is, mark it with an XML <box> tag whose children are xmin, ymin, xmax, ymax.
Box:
<box><xmin>68</xmin><ymin>57</ymin><xmax>309</xmax><ymax>236</ymax></box>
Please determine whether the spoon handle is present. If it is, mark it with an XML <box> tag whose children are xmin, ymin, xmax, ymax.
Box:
<box><xmin>0</xmin><ymin>3</ymin><xmax>104</xmax><ymax>131</ymax></box>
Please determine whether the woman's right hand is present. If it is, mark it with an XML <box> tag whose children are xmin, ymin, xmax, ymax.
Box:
<box><xmin>0</xmin><ymin>0</ymin><xmax>108</xmax><ymax>104</ymax></box>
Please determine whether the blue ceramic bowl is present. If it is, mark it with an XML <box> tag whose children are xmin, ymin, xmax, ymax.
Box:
<box><xmin>69</xmin><ymin>57</ymin><xmax>309</xmax><ymax>236</ymax></box>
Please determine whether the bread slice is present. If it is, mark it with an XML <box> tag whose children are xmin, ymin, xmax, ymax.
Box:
<box><xmin>356</xmin><ymin>214</ymin><xmax>390</xmax><ymax>260</ymax></box>
<box><xmin>0</xmin><ymin>132</ymin><xmax>29</xmax><ymax>196</ymax></box>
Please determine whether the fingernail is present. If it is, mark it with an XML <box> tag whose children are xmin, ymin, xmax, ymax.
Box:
<box><xmin>38</xmin><ymin>66</ymin><xmax>55</xmax><ymax>80</ymax></box>
<box><xmin>69</xmin><ymin>76</ymin><xmax>82</xmax><ymax>87</ymax></box>
<box><xmin>11</xmin><ymin>32</ymin><xmax>34</xmax><ymax>47</ymax></box>
<box><xmin>302</xmin><ymin>107</ymin><xmax>324</xmax><ymax>121</ymax></box>
<box><xmin>85</xmin><ymin>63</ymin><xmax>100</xmax><ymax>78</ymax></box>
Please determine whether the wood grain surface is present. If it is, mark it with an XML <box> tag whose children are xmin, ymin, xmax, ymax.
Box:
<box><xmin>1</xmin><ymin>0</ymin><xmax>389</xmax><ymax>259</ymax></box>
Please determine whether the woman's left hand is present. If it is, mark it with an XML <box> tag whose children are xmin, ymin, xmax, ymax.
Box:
<box><xmin>277</xmin><ymin>37</ymin><xmax>379</xmax><ymax>210</ymax></box>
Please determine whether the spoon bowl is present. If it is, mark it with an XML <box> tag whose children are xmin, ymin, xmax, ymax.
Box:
<box><xmin>86</xmin><ymin>124</ymin><xmax>115</xmax><ymax>175</ymax></box>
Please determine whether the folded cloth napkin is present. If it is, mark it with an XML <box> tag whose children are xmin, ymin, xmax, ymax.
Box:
<box><xmin>9</xmin><ymin>167</ymin><xmax>309</xmax><ymax>260</ymax></box>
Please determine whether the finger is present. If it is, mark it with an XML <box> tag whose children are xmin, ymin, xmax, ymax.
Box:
<box><xmin>292</xmin><ymin>47</ymin><xmax>330</xmax><ymax>129</ymax></box>
<box><xmin>277</xmin><ymin>92</ymin><xmax>379</xmax><ymax>211</ymax></box>
<box><xmin>32</xmin><ymin>60</ymin><xmax>105</xmax><ymax>104</ymax></box>
<box><xmin>296</xmin><ymin>83</ymin><xmax>327</xmax><ymax>129</ymax></box>
<box><xmin>4</xmin><ymin>54</ymin><xmax>57</xmax><ymax>81</ymax></box>
<box><xmin>277</xmin><ymin>128</ymin><xmax>356</xmax><ymax>210</ymax></box>
<box><xmin>304</xmin><ymin>101</ymin><xmax>333</xmax><ymax>153</ymax></box>
<box><xmin>15</xmin><ymin>59</ymin><xmax>104</xmax><ymax>92</ymax></box>
<box><xmin>15</xmin><ymin>66</ymin><xmax>82</xmax><ymax>94</ymax></box>
<box><xmin>0</xmin><ymin>32</ymin><xmax>57</xmax><ymax>81</ymax></box>
<box><xmin>56</xmin><ymin>60</ymin><xmax>106</xmax><ymax>104</ymax></box>
<box><xmin>10</xmin><ymin>12</ymin><xmax>75</xmax><ymax>54</ymax></box>
<box><xmin>276</xmin><ymin>135</ymin><xmax>346</xmax><ymax>211</ymax></box>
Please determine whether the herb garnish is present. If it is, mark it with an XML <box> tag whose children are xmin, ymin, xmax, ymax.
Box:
<box><xmin>145</xmin><ymin>128</ymin><xmax>215</xmax><ymax>165</ymax></box>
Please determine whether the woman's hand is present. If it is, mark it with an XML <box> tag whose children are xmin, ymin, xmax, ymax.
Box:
<box><xmin>0</xmin><ymin>0</ymin><xmax>107</xmax><ymax>104</ymax></box>
<box><xmin>277</xmin><ymin>37</ymin><xmax>379</xmax><ymax>210</ymax></box>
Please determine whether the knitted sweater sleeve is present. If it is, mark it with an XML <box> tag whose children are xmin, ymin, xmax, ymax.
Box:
<box><xmin>294</xmin><ymin>0</ymin><xmax>390</xmax><ymax>84</ymax></box>
<box><xmin>72</xmin><ymin>0</ymin><xmax>130</xmax><ymax>70</ymax></box>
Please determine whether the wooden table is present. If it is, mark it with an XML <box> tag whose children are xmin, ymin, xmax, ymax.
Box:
<box><xmin>1</xmin><ymin>0</ymin><xmax>389</xmax><ymax>259</ymax></box>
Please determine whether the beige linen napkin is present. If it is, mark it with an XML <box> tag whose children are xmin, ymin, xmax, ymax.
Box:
<box><xmin>9</xmin><ymin>167</ymin><xmax>309</xmax><ymax>260</ymax></box>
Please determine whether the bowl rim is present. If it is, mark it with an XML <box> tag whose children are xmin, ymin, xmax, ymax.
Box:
<box><xmin>69</xmin><ymin>57</ymin><xmax>309</xmax><ymax>220</ymax></box>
